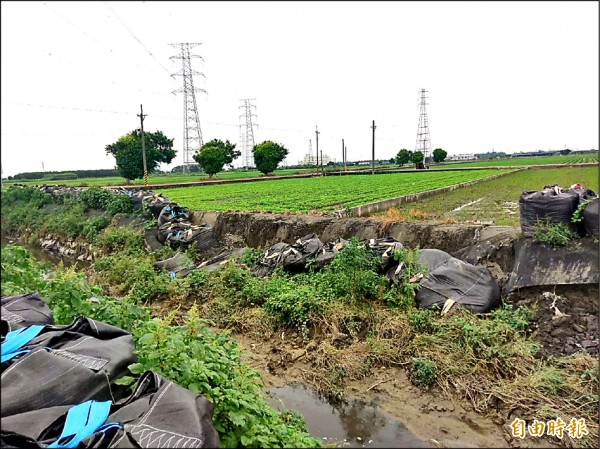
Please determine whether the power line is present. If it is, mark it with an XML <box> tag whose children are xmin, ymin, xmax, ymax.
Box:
<box><xmin>102</xmin><ymin>1</ymin><xmax>172</xmax><ymax>75</ymax></box>
<box><xmin>41</xmin><ymin>2</ymin><xmax>146</xmax><ymax>71</ymax></box>
<box><xmin>42</xmin><ymin>2</ymin><xmax>112</xmax><ymax>52</ymax></box>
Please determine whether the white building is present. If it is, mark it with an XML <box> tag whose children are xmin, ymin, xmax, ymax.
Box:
<box><xmin>300</xmin><ymin>153</ymin><xmax>331</xmax><ymax>165</ymax></box>
<box><xmin>447</xmin><ymin>153</ymin><xmax>476</xmax><ymax>161</ymax></box>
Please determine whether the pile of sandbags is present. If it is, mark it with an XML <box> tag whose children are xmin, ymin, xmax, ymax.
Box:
<box><xmin>251</xmin><ymin>233</ymin><xmax>328</xmax><ymax>277</ymax></box>
<box><xmin>519</xmin><ymin>183</ymin><xmax>598</xmax><ymax>237</ymax></box>
<box><xmin>0</xmin><ymin>292</ymin><xmax>220</xmax><ymax>448</ymax></box>
<box><xmin>251</xmin><ymin>235</ymin><xmax>407</xmax><ymax>277</ymax></box>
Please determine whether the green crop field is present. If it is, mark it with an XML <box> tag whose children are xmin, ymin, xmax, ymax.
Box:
<box><xmin>2</xmin><ymin>168</ymin><xmax>316</xmax><ymax>189</ymax></box>
<box><xmin>375</xmin><ymin>166</ymin><xmax>599</xmax><ymax>227</ymax></box>
<box><xmin>157</xmin><ymin>169</ymin><xmax>507</xmax><ymax>213</ymax></box>
<box><xmin>433</xmin><ymin>153</ymin><xmax>597</xmax><ymax>169</ymax></box>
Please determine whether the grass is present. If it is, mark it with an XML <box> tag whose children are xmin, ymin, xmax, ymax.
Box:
<box><xmin>376</xmin><ymin>167</ymin><xmax>598</xmax><ymax>227</ymax></box>
<box><xmin>157</xmin><ymin>169</ymin><xmax>506</xmax><ymax>214</ymax></box>
<box><xmin>433</xmin><ymin>153</ymin><xmax>597</xmax><ymax>169</ymax></box>
<box><xmin>1</xmin><ymin>165</ymin><xmax>396</xmax><ymax>189</ymax></box>
<box><xmin>2</xmin><ymin>168</ymin><xmax>318</xmax><ymax>188</ymax></box>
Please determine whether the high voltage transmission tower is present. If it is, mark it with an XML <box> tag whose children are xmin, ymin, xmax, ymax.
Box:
<box><xmin>239</xmin><ymin>99</ymin><xmax>258</xmax><ymax>169</ymax></box>
<box><xmin>415</xmin><ymin>88</ymin><xmax>432</xmax><ymax>161</ymax></box>
<box><xmin>169</xmin><ymin>43</ymin><xmax>206</xmax><ymax>173</ymax></box>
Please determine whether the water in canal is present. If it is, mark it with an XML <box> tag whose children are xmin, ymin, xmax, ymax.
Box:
<box><xmin>266</xmin><ymin>383</ymin><xmax>429</xmax><ymax>448</ymax></box>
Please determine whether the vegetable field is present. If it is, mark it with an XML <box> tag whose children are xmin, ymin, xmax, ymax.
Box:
<box><xmin>378</xmin><ymin>167</ymin><xmax>599</xmax><ymax>227</ymax></box>
<box><xmin>435</xmin><ymin>153</ymin><xmax>598</xmax><ymax>169</ymax></box>
<box><xmin>158</xmin><ymin>169</ymin><xmax>506</xmax><ymax>213</ymax></box>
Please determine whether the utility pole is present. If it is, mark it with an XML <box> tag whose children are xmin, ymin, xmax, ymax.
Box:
<box><xmin>341</xmin><ymin>138</ymin><xmax>344</xmax><ymax>172</ymax></box>
<box><xmin>344</xmin><ymin>145</ymin><xmax>347</xmax><ymax>171</ymax></box>
<box><xmin>315</xmin><ymin>126</ymin><xmax>320</xmax><ymax>173</ymax></box>
<box><xmin>138</xmin><ymin>104</ymin><xmax>148</xmax><ymax>188</ymax></box>
<box><xmin>320</xmin><ymin>150</ymin><xmax>324</xmax><ymax>173</ymax></box>
<box><xmin>371</xmin><ymin>120</ymin><xmax>376</xmax><ymax>175</ymax></box>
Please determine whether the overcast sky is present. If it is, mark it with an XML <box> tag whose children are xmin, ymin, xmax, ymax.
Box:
<box><xmin>1</xmin><ymin>1</ymin><xmax>598</xmax><ymax>177</ymax></box>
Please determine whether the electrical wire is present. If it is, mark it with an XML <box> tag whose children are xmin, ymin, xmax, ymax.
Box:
<box><xmin>102</xmin><ymin>1</ymin><xmax>172</xmax><ymax>75</ymax></box>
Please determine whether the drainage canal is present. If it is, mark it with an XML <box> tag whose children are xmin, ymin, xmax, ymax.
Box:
<box><xmin>265</xmin><ymin>383</ymin><xmax>429</xmax><ymax>448</ymax></box>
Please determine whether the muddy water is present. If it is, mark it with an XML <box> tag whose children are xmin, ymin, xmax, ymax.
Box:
<box><xmin>265</xmin><ymin>383</ymin><xmax>429</xmax><ymax>448</ymax></box>
<box><xmin>1</xmin><ymin>237</ymin><xmax>89</xmax><ymax>269</ymax></box>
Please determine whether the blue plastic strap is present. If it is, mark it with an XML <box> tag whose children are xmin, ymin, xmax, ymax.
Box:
<box><xmin>47</xmin><ymin>400</ymin><xmax>112</xmax><ymax>449</ymax></box>
<box><xmin>169</xmin><ymin>271</ymin><xmax>176</xmax><ymax>279</ymax></box>
<box><xmin>1</xmin><ymin>349</ymin><xmax>29</xmax><ymax>363</ymax></box>
<box><xmin>1</xmin><ymin>324</ymin><xmax>45</xmax><ymax>358</ymax></box>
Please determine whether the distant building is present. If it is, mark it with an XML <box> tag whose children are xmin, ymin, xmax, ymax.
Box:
<box><xmin>300</xmin><ymin>153</ymin><xmax>331</xmax><ymax>165</ymax></box>
<box><xmin>447</xmin><ymin>153</ymin><xmax>476</xmax><ymax>161</ymax></box>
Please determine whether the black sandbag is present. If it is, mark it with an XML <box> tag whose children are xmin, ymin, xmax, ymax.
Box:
<box><xmin>519</xmin><ymin>189</ymin><xmax>580</xmax><ymax>237</ymax></box>
<box><xmin>314</xmin><ymin>238</ymin><xmax>348</xmax><ymax>267</ymax></box>
<box><xmin>582</xmin><ymin>198</ymin><xmax>599</xmax><ymax>238</ymax></box>
<box><xmin>251</xmin><ymin>242</ymin><xmax>291</xmax><ymax>277</ymax></box>
<box><xmin>363</xmin><ymin>237</ymin><xmax>404</xmax><ymax>272</ymax></box>
<box><xmin>154</xmin><ymin>252</ymin><xmax>194</xmax><ymax>278</ymax></box>
<box><xmin>185</xmin><ymin>223</ymin><xmax>219</xmax><ymax>253</ymax></box>
<box><xmin>146</xmin><ymin>197</ymin><xmax>172</xmax><ymax>218</ymax></box>
<box><xmin>1</xmin><ymin>292</ymin><xmax>54</xmax><ymax>332</ymax></box>
<box><xmin>157</xmin><ymin>218</ymin><xmax>190</xmax><ymax>244</ymax></box>
<box><xmin>1</xmin><ymin>316</ymin><xmax>136</xmax><ymax>417</ymax></box>
<box><xmin>1</xmin><ymin>371</ymin><xmax>220</xmax><ymax>448</ymax></box>
<box><xmin>416</xmin><ymin>249</ymin><xmax>500</xmax><ymax>313</ymax></box>
<box><xmin>157</xmin><ymin>204</ymin><xmax>190</xmax><ymax>228</ymax></box>
<box><xmin>282</xmin><ymin>233</ymin><xmax>324</xmax><ymax>271</ymax></box>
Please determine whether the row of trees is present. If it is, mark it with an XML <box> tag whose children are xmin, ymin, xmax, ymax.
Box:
<box><xmin>104</xmin><ymin>129</ymin><xmax>447</xmax><ymax>182</ymax></box>
<box><xmin>105</xmin><ymin>130</ymin><xmax>289</xmax><ymax>182</ymax></box>
<box><xmin>394</xmin><ymin>148</ymin><xmax>447</xmax><ymax>166</ymax></box>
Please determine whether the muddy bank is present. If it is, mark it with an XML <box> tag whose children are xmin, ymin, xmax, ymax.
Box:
<box><xmin>509</xmin><ymin>285</ymin><xmax>599</xmax><ymax>358</ymax></box>
<box><xmin>235</xmin><ymin>334</ymin><xmax>550</xmax><ymax>449</ymax></box>
<box><xmin>190</xmin><ymin>210</ymin><xmax>500</xmax><ymax>254</ymax></box>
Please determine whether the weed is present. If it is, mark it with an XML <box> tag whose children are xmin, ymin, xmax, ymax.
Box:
<box><xmin>410</xmin><ymin>358</ymin><xmax>437</xmax><ymax>389</ymax></box>
<box><xmin>239</xmin><ymin>247</ymin><xmax>262</xmax><ymax>266</ymax></box>
<box><xmin>572</xmin><ymin>199</ymin><xmax>593</xmax><ymax>224</ymax></box>
<box><xmin>407</xmin><ymin>208</ymin><xmax>429</xmax><ymax>221</ymax></box>
<box><xmin>533</xmin><ymin>218</ymin><xmax>577</xmax><ymax>247</ymax></box>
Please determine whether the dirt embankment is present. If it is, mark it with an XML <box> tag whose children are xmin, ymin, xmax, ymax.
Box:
<box><xmin>191</xmin><ymin>210</ymin><xmax>494</xmax><ymax>254</ymax></box>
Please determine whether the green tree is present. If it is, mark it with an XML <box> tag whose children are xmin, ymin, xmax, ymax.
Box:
<box><xmin>432</xmin><ymin>148</ymin><xmax>448</xmax><ymax>163</ymax></box>
<box><xmin>395</xmin><ymin>149</ymin><xmax>412</xmax><ymax>166</ymax></box>
<box><xmin>105</xmin><ymin>130</ymin><xmax>175</xmax><ymax>183</ymax></box>
<box><xmin>194</xmin><ymin>146</ymin><xmax>226</xmax><ymax>177</ymax></box>
<box><xmin>193</xmin><ymin>139</ymin><xmax>239</xmax><ymax>177</ymax></box>
<box><xmin>252</xmin><ymin>141</ymin><xmax>289</xmax><ymax>175</ymax></box>
<box><xmin>411</xmin><ymin>151</ymin><xmax>424</xmax><ymax>164</ymax></box>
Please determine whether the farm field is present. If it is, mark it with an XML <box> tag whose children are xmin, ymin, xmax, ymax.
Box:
<box><xmin>158</xmin><ymin>169</ymin><xmax>506</xmax><ymax>213</ymax></box>
<box><xmin>433</xmin><ymin>153</ymin><xmax>598</xmax><ymax>168</ymax></box>
<box><xmin>376</xmin><ymin>167</ymin><xmax>599</xmax><ymax>227</ymax></box>
<box><xmin>2</xmin><ymin>168</ymin><xmax>315</xmax><ymax>188</ymax></box>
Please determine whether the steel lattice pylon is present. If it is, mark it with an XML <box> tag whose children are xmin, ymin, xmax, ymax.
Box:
<box><xmin>239</xmin><ymin>99</ymin><xmax>258</xmax><ymax>169</ymax></box>
<box><xmin>415</xmin><ymin>88</ymin><xmax>432</xmax><ymax>161</ymax></box>
<box><xmin>170</xmin><ymin>43</ymin><xmax>206</xmax><ymax>173</ymax></box>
